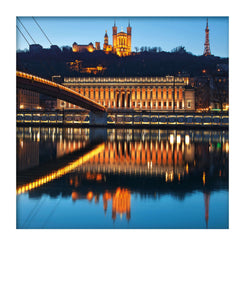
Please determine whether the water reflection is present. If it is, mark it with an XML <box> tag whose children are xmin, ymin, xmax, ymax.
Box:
<box><xmin>16</xmin><ymin>127</ymin><xmax>228</xmax><ymax>229</ymax></box>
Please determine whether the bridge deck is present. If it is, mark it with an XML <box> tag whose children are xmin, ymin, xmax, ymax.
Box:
<box><xmin>16</xmin><ymin>71</ymin><xmax>106</xmax><ymax>113</ymax></box>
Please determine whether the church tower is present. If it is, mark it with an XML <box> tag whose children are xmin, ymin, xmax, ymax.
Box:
<box><xmin>112</xmin><ymin>21</ymin><xmax>117</xmax><ymax>51</ymax></box>
<box><xmin>127</xmin><ymin>20</ymin><xmax>132</xmax><ymax>53</ymax></box>
<box><xmin>103</xmin><ymin>30</ymin><xmax>108</xmax><ymax>50</ymax></box>
<box><xmin>203</xmin><ymin>18</ymin><xmax>211</xmax><ymax>56</ymax></box>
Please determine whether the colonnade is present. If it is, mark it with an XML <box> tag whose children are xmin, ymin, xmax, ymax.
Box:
<box><xmin>59</xmin><ymin>84</ymin><xmax>189</xmax><ymax>110</ymax></box>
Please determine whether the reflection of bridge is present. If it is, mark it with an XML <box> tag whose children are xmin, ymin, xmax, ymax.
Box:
<box><xmin>17</xmin><ymin>71</ymin><xmax>106</xmax><ymax>113</ymax></box>
<box><xmin>16</xmin><ymin>143</ymin><xmax>105</xmax><ymax>195</ymax></box>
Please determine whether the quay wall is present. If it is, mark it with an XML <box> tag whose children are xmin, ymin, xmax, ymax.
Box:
<box><xmin>16</xmin><ymin>110</ymin><xmax>229</xmax><ymax>130</ymax></box>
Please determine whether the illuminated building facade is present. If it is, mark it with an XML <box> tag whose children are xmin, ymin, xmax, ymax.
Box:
<box><xmin>17</xmin><ymin>88</ymin><xmax>40</xmax><ymax>110</ymax></box>
<box><xmin>67</xmin><ymin>60</ymin><xmax>106</xmax><ymax>74</ymax></box>
<box><xmin>72</xmin><ymin>42</ymin><xmax>98</xmax><ymax>53</ymax></box>
<box><xmin>111</xmin><ymin>21</ymin><xmax>131</xmax><ymax>56</ymax></box>
<box><xmin>58</xmin><ymin>76</ymin><xmax>195</xmax><ymax>111</ymax></box>
<box><xmin>72</xmin><ymin>21</ymin><xmax>131</xmax><ymax>56</ymax></box>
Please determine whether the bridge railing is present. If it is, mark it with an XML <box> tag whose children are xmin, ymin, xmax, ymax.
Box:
<box><xmin>16</xmin><ymin>71</ymin><xmax>106</xmax><ymax>111</ymax></box>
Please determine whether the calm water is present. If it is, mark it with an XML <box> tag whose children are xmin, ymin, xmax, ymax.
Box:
<box><xmin>16</xmin><ymin>127</ymin><xmax>229</xmax><ymax>229</ymax></box>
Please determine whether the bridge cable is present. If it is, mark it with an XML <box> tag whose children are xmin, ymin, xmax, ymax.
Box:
<box><xmin>17</xmin><ymin>17</ymin><xmax>36</xmax><ymax>44</ymax></box>
<box><xmin>16</xmin><ymin>25</ymin><xmax>30</xmax><ymax>46</ymax></box>
<box><xmin>32</xmin><ymin>17</ymin><xmax>52</xmax><ymax>46</ymax></box>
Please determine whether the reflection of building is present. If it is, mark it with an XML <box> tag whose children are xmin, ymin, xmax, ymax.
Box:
<box><xmin>59</xmin><ymin>76</ymin><xmax>195</xmax><ymax>111</ymax></box>
<box><xmin>17</xmin><ymin>140</ymin><xmax>39</xmax><ymax>171</ymax></box>
<box><xmin>71</xmin><ymin>186</ymin><xmax>131</xmax><ymax>221</ymax></box>
<box><xmin>102</xmin><ymin>188</ymin><xmax>131</xmax><ymax>220</ymax></box>
<box><xmin>77</xmin><ymin>139</ymin><xmax>195</xmax><ymax>180</ymax></box>
<box><xmin>112</xmin><ymin>188</ymin><xmax>131</xmax><ymax>221</ymax></box>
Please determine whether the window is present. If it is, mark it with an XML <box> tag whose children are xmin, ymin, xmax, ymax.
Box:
<box><xmin>164</xmin><ymin>102</ymin><xmax>166</xmax><ymax>107</ymax></box>
<box><xmin>169</xmin><ymin>102</ymin><xmax>172</xmax><ymax>107</ymax></box>
<box><xmin>158</xmin><ymin>102</ymin><xmax>161</xmax><ymax>107</ymax></box>
<box><xmin>179</xmin><ymin>102</ymin><xmax>182</xmax><ymax>109</ymax></box>
<box><xmin>187</xmin><ymin>101</ymin><xmax>191</xmax><ymax>108</ymax></box>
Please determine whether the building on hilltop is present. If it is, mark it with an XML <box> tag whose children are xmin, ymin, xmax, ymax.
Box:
<box><xmin>103</xmin><ymin>30</ymin><xmax>113</xmax><ymax>53</ymax></box>
<box><xmin>72</xmin><ymin>21</ymin><xmax>132</xmax><ymax>56</ymax></box>
<box><xmin>112</xmin><ymin>21</ymin><xmax>132</xmax><ymax>56</ymax></box>
<box><xmin>72</xmin><ymin>42</ymin><xmax>97</xmax><ymax>53</ymax></box>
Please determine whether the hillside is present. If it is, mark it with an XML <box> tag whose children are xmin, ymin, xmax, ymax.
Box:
<box><xmin>17</xmin><ymin>48</ymin><xmax>228</xmax><ymax>80</ymax></box>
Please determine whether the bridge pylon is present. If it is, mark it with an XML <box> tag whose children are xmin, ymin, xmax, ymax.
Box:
<box><xmin>89</xmin><ymin>111</ymin><xmax>107</xmax><ymax>126</ymax></box>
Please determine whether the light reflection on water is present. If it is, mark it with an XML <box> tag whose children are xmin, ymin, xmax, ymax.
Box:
<box><xmin>16</xmin><ymin>127</ymin><xmax>229</xmax><ymax>229</ymax></box>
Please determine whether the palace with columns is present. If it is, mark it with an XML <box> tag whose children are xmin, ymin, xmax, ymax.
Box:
<box><xmin>57</xmin><ymin>75</ymin><xmax>195</xmax><ymax>111</ymax></box>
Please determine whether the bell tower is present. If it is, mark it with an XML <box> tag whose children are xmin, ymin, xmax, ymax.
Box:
<box><xmin>112</xmin><ymin>20</ymin><xmax>117</xmax><ymax>51</ymax></box>
<box><xmin>127</xmin><ymin>20</ymin><xmax>132</xmax><ymax>53</ymax></box>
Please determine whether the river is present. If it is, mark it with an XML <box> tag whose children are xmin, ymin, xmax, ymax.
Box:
<box><xmin>16</xmin><ymin>127</ymin><xmax>229</xmax><ymax>229</ymax></box>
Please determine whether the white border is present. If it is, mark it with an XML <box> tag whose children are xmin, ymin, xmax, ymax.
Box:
<box><xmin>1</xmin><ymin>1</ymin><xmax>245</xmax><ymax>299</ymax></box>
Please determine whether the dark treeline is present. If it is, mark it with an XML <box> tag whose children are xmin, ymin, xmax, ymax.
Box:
<box><xmin>17</xmin><ymin>46</ymin><xmax>228</xmax><ymax>80</ymax></box>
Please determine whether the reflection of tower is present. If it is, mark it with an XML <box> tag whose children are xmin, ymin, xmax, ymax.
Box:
<box><xmin>203</xmin><ymin>18</ymin><xmax>211</xmax><ymax>56</ymax></box>
<box><xmin>103</xmin><ymin>191</ymin><xmax>111</xmax><ymax>215</ymax></box>
<box><xmin>112</xmin><ymin>188</ymin><xmax>131</xmax><ymax>221</ymax></box>
<box><xmin>204</xmin><ymin>192</ymin><xmax>210</xmax><ymax>228</ymax></box>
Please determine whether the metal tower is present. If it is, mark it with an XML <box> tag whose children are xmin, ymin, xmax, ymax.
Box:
<box><xmin>204</xmin><ymin>18</ymin><xmax>211</xmax><ymax>56</ymax></box>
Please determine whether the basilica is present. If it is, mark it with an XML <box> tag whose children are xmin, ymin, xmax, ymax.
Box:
<box><xmin>72</xmin><ymin>21</ymin><xmax>132</xmax><ymax>57</ymax></box>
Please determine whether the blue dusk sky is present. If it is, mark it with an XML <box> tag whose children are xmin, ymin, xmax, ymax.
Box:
<box><xmin>16</xmin><ymin>16</ymin><xmax>229</xmax><ymax>58</ymax></box>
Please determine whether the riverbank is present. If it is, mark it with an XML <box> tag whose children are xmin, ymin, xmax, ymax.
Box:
<box><xmin>16</xmin><ymin>110</ymin><xmax>229</xmax><ymax>130</ymax></box>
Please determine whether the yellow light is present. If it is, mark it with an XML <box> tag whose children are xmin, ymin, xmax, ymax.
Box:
<box><xmin>16</xmin><ymin>144</ymin><xmax>105</xmax><ymax>195</ymax></box>
<box><xmin>225</xmin><ymin>142</ymin><xmax>229</xmax><ymax>153</ymax></box>
<box><xmin>177</xmin><ymin>135</ymin><xmax>181</xmax><ymax>144</ymax></box>
<box><xmin>203</xmin><ymin>172</ymin><xmax>206</xmax><ymax>185</ymax></box>
<box><xmin>185</xmin><ymin>135</ymin><xmax>190</xmax><ymax>145</ymax></box>
<box><xmin>170</xmin><ymin>134</ymin><xmax>174</xmax><ymax>144</ymax></box>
